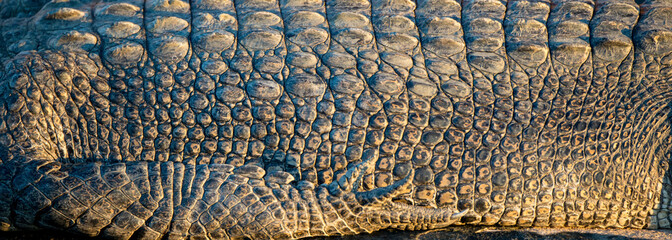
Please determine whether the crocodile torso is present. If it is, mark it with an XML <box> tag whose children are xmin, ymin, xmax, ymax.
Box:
<box><xmin>1</xmin><ymin>0</ymin><xmax>672</xmax><ymax>239</ymax></box>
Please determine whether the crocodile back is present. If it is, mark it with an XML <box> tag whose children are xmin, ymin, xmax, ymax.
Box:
<box><xmin>2</xmin><ymin>0</ymin><xmax>672</xmax><ymax>233</ymax></box>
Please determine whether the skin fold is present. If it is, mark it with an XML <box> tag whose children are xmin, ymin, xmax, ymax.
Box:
<box><xmin>1</xmin><ymin>0</ymin><xmax>672</xmax><ymax>239</ymax></box>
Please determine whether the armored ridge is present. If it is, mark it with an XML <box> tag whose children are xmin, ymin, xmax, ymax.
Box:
<box><xmin>1</xmin><ymin>0</ymin><xmax>672</xmax><ymax>239</ymax></box>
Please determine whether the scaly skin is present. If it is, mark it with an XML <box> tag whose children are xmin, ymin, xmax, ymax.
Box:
<box><xmin>1</xmin><ymin>0</ymin><xmax>672</xmax><ymax>239</ymax></box>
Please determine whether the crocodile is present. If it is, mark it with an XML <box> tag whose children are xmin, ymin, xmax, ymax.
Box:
<box><xmin>1</xmin><ymin>0</ymin><xmax>672</xmax><ymax>239</ymax></box>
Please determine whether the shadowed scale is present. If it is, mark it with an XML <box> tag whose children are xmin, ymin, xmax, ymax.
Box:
<box><xmin>1</xmin><ymin>0</ymin><xmax>672</xmax><ymax>239</ymax></box>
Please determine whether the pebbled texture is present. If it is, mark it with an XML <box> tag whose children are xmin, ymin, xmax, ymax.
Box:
<box><xmin>2</xmin><ymin>0</ymin><xmax>672</xmax><ymax>239</ymax></box>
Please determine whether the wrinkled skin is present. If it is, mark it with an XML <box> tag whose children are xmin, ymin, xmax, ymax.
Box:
<box><xmin>1</xmin><ymin>0</ymin><xmax>672</xmax><ymax>239</ymax></box>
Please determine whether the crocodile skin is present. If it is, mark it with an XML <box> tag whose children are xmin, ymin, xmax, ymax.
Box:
<box><xmin>1</xmin><ymin>0</ymin><xmax>672</xmax><ymax>239</ymax></box>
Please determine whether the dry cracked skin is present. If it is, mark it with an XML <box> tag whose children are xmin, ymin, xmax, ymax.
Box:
<box><xmin>2</xmin><ymin>0</ymin><xmax>672</xmax><ymax>239</ymax></box>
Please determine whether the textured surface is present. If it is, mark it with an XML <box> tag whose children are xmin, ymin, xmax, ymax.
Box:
<box><xmin>3</xmin><ymin>227</ymin><xmax>672</xmax><ymax>240</ymax></box>
<box><xmin>2</xmin><ymin>0</ymin><xmax>672</xmax><ymax>239</ymax></box>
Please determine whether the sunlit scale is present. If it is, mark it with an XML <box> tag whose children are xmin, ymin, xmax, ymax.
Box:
<box><xmin>1</xmin><ymin>0</ymin><xmax>672</xmax><ymax>239</ymax></box>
